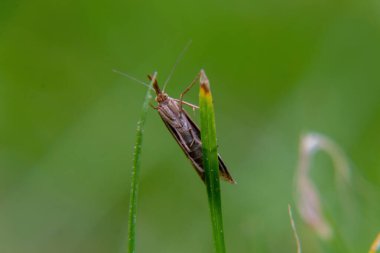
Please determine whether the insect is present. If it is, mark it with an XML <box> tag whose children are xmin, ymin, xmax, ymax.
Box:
<box><xmin>148</xmin><ymin>70</ymin><xmax>235</xmax><ymax>184</ymax></box>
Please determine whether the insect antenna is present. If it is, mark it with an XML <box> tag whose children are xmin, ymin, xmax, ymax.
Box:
<box><xmin>113</xmin><ymin>69</ymin><xmax>155</xmax><ymax>91</ymax></box>
<box><xmin>162</xmin><ymin>40</ymin><xmax>192</xmax><ymax>92</ymax></box>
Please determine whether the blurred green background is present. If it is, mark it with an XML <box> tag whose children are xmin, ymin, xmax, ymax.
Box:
<box><xmin>1</xmin><ymin>0</ymin><xmax>380</xmax><ymax>252</ymax></box>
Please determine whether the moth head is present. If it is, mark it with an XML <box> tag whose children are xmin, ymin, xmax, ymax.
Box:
<box><xmin>156</xmin><ymin>93</ymin><xmax>168</xmax><ymax>103</ymax></box>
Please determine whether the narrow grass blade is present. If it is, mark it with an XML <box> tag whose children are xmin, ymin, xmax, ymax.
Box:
<box><xmin>127</xmin><ymin>72</ymin><xmax>157</xmax><ymax>253</ymax></box>
<box><xmin>288</xmin><ymin>204</ymin><xmax>302</xmax><ymax>253</ymax></box>
<box><xmin>296</xmin><ymin>133</ymin><xmax>351</xmax><ymax>239</ymax></box>
<box><xmin>369</xmin><ymin>233</ymin><xmax>380</xmax><ymax>253</ymax></box>
<box><xmin>199</xmin><ymin>70</ymin><xmax>226</xmax><ymax>253</ymax></box>
<box><xmin>295</xmin><ymin>132</ymin><xmax>351</xmax><ymax>252</ymax></box>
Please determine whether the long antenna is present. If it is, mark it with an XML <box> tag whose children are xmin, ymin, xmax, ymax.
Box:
<box><xmin>162</xmin><ymin>40</ymin><xmax>192</xmax><ymax>92</ymax></box>
<box><xmin>112</xmin><ymin>69</ymin><xmax>155</xmax><ymax>91</ymax></box>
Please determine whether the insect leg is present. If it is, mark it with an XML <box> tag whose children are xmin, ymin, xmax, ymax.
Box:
<box><xmin>173</xmin><ymin>99</ymin><xmax>199</xmax><ymax>111</ymax></box>
<box><xmin>189</xmin><ymin>128</ymin><xmax>198</xmax><ymax>148</ymax></box>
<box><xmin>179</xmin><ymin>72</ymin><xmax>201</xmax><ymax>111</ymax></box>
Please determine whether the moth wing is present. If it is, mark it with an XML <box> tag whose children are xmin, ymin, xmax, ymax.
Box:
<box><xmin>160</xmin><ymin>115</ymin><xmax>206</xmax><ymax>181</ymax></box>
<box><xmin>180</xmin><ymin>110</ymin><xmax>236</xmax><ymax>184</ymax></box>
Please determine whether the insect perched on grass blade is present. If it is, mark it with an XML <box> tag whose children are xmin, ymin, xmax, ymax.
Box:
<box><xmin>148</xmin><ymin>70</ymin><xmax>235</xmax><ymax>184</ymax></box>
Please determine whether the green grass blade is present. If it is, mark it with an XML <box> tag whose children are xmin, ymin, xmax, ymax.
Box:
<box><xmin>199</xmin><ymin>70</ymin><xmax>226</xmax><ymax>253</ymax></box>
<box><xmin>127</xmin><ymin>72</ymin><xmax>157</xmax><ymax>253</ymax></box>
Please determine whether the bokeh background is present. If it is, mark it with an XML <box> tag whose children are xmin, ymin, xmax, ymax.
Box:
<box><xmin>1</xmin><ymin>0</ymin><xmax>380</xmax><ymax>252</ymax></box>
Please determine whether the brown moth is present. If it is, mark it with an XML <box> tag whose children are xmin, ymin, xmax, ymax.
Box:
<box><xmin>148</xmin><ymin>71</ymin><xmax>235</xmax><ymax>184</ymax></box>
